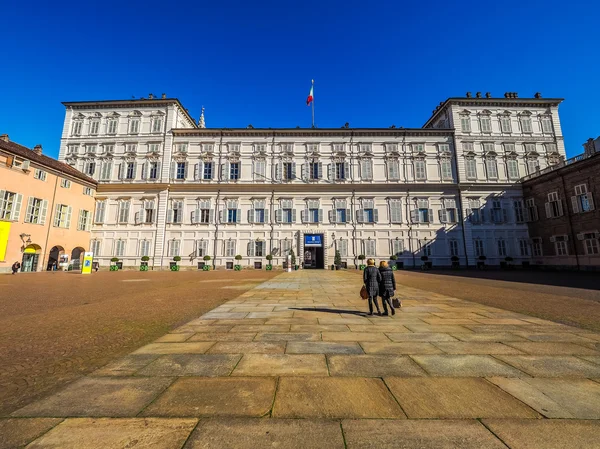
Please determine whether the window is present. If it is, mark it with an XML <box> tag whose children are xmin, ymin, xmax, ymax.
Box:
<box><xmin>541</xmin><ymin>116</ymin><xmax>553</xmax><ymax>133</ymax></box>
<box><xmin>169</xmin><ymin>201</ymin><xmax>184</xmax><ymax>224</ymax></box>
<box><xmin>90</xmin><ymin>120</ymin><xmax>100</xmax><ymax>135</ymax></box>
<box><xmin>480</xmin><ymin>116</ymin><xmax>492</xmax><ymax>132</ymax></box>
<box><xmin>527</xmin><ymin>158</ymin><xmax>540</xmax><ymax>174</ymax></box>
<box><xmin>230</xmin><ymin>162</ymin><xmax>240</xmax><ymax>180</ymax></box>
<box><xmin>584</xmin><ymin>234</ymin><xmax>599</xmax><ymax>255</ymax></box>
<box><xmin>175</xmin><ymin>143</ymin><xmax>188</xmax><ymax>154</ymax></box>
<box><xmin>100</xmin><ymin>161</ymin><xmax>112</xmax><ymax>181</ymax></box>
<box><xmin>414</xmin><ymin>158</ymin><xmax>426</xmax><ymax>180</ymax></box>
<box><xmin>53</xmin><ymin>204</ymin><xmax>72</xmax><ymax>228</ymax></box>
<box><xmin>254</xmin><ymin>241</ymin><xmax>265</xmax><ymax>257</ymax></box>
<box><xmin>449</xmin><ymin>239</ymin><xmax>459</xmax><ymax>257</ymax></box>
<box><xmin>60</xmin><ymin>178</ymin><xmax>71</xmax><ymax>188</ymax></box>
<box><xmin>115</xmin><ymin>240</ymin><xmax>126</xmax><ymax>257</ymax></box>
<box><xmin>364</xmin><ymin>239</ymin><xmax>376</xmax><ymax>256</ymax></box>
<box><xmin>194</xmin><ymin>206</ymin><xmax>211</xmax><ymax>224</ymax></box>
<box><xmin>389</xmin><ymin>199</ymin><xmax>402</xmax><ymax>223</ymax></box>
<box><xmin>573</xmin><ymin>184</ymin><xmax>594</xmax><ymax>213</ymax></box>
<box><xmin>34</xmin><ymin>169</ymin><xmax>47</xmax><ymax>181</ymax></box>
<box><xmin>139</xmin><ymin>240</ymin><xmax>151</xmax><ymax>257</ymax></box>
<box><xmin>421</xmin><ymin>241</ymin><xmax>432</xmax><ymax>257</ymax></box>
<box><xmin>440</xmin><ymin>158</ymin><xmax>452</xmax><ymax>180</ymax></box>
<box><xmin>253</xmin><ymin>159</ymin><xmax>266</xmax><ymax>180</ymax></box>
<box><xmin>148</xmin><ymin>162</ymin><xmax>159</xmax><ymax>180</ymax></box>
<box><xmin>227</xmin><ymin>208</ymin><xmax>238</xmax><ymax>223</ymax></box>
<box><xmin>545</xmin><ymin>192</ymin><xmax>563</xmax><ymax>218</ymax></box>
<box><xmin>507</xmin><ymin>158</ymin><xmax>519</xmax><ymax>180</ymax></box>
<box><xmin>491</xmin><ymin>200</ymin><xmax>505</xmax><ymax>223</ymax></box>
<box><xmin>359</xmin><ymin>144</ymin><xmax>372</xmax><ymax>154</ymax></box>
<box><xmin>411</xmin><ymin>199</ymin><xmax>432</xmax><ymax>224</ymax></box>
<box><xmin>125</xmin><ymin>143</ymin><xmax>137</xmax><ymax>154</ymax></box>
<box><xmin>176</xmin><ymin>162</ymin><xmax>186</xmax><ymax>180</ymax></box>
<box><xmin>392</xmin><ymin>239</ymin><xmax>403</xmax><ymax>257</ymax></box>
<box><xmin>465</xmin><ymin>157</ymin><xmax>477</xmax><ymax>180</ymax></box>
<box><xmin>485</xmin><ymin>156</ymin><xmax>498</xmax><ymax>180</ymax></box>
<box><xmin>387</xmin><ymin>159</ymin><xmax>400</xmax><ymax>180</ymax></box>
<box><xmin>71</xmin><ymin>120</ymin><xmax>83</xmax><ymax>136</ymax></box>
<box><xmin>152</xmin><ymin>117</ymin><xmax>163</xmax><ymax>133</ymax></box>
<box><xmin>554</xmin><ymin>236</ymin><xmax>568</xmax><ymax>256</ymax></box>
<box><xmin>335</xmin><ymin>208</ymin><xmax>347</xmax><ymax>223</ymax></box>
<box><xmin>24</xmin><ymin>197</ymin><xmax>47</xmax><ymax>224</ymax></box>
<box><xmin>67</xmin><ymin>145</ymin><xmax>79</xmax><ymax>155</ymax></box>
<box><xmin>250</xmin><ymin>200</ymin><xmax>266</xmax><ymax>224</ymax></box>
<box><xmin>77</xmin><ymin>209</ymin><xmax>91</xmax><ymax>231</ymax></box>
<box><xmin>468</xmin><ymin>199</ymin><xmax>481</xmax><ymax>224</ymax></box>
<box><xmin>143</xmin><ymin>200</ymin><xmax>155</xmax><ymax>224</ymax></box>
<box><xmin>460</xmin><ymin>115</ymin><xmax>471</xmax><ymax>132</ymax></box>
<box><xmin>203</xmin><ymin>162</ymin><xmax>213</xmax><ymax>180</ymax></box>
<box><xmin>168</xmin><ymin>240</ymin><xmax>180</xmax><ymax>257</ymax></box>
<box><xmin>126</xmin><ymin>162</ymin><xmax>136</xmax><ymax>180</ymax></box>
<box><xmin>94</xmin><ymin>200</ymin><xmax>106</xmax><ymax>223</ymax></box>
<box><xmin>128</xmin><ymin>118</ymin><xmax>140</xmax><ymax>134</ymax></box>
<box><xmin>413</xmin><ymin>143</ymin><xmax>425</xmax><ymax>154</ymax></box>
<box><xmin>519</xmin><ymin>239</ymin><xmax>530</xmax><ymax>257</ymax></box>
<box><xmin>281</xmin><ymin>239</ymin><xmax>292</xmax><ymax>256</ymax></box>
<box><xmin>83</xmin><ymin>187</ymin><xmax>94</xmax><ymax>196</ymax></box>
<box><xmin>254</xmin><ymin>208</ymin><xmax>265</xmax><ymax>223</ymax></box>
<box><xmin>107</xmin><ymin>118</ymin><xmax>118</xmax><ymax>134</ymax></box>
<box><xmin>225</xmin><ymin>240</ymin><xmax>236</xmax><ymax>257</ymax></box>
<box><xmin>520</xmin><ymin>117</ymin><xmax>532</xmax><ymax>133</ymax></box>
<box><xmin>440</xmin><ymin>199</ymin><xmax>457</xmax><ymax>223</ymax></box>
<box><xmin>338</xmin><ymin>239</ymin><xmax>348</xmax><ymax>257</ymax></box>
<box><xmin>280</xmin><ymin>208</ymin><xmax>293</xmax><ymax>223</ymax></box>
<box><xmin>360</xmin><ymin>159</ymin><xmax>373</xmax><ymax>181</ymax></box>
<box><xmin>332</xmin><ymin>143</ymin><xmax>344</xmax><ymax>153</ymax></box>
<box><xmin>359</xmin><ymin>200</ymin><xmax>377</xmax><ymax>223</ymax></box>
<box><xmin>532</xmin><ymin>238</ymin><xmax>542</xmax><ymax>257</ymax></box>
<box><xmin>309</xmin><ymin>161</ymin><xmax>321</xmax><ymax>180</ymax></box>
<box><xmin>283</xmin><ymin>162</ymin><xmax>294</xmax><ymax>180</ymax></box>
<box><xmin>148</xmin><ymin>143</ymin><xmax>160</xmax><ymax>154</ymax></box>
<box><xmin>118</xmin><ymin>201</ymin><xmax>130</xmax><ymax>224</ymax></box>
<box><xmin>104</xmin><ymin>144</ymin><xmax>115</xmax><ymax>154</ymax></box>
<box><xmin>514</xmin><ymin>200</ymin><xmax>526</xmax><ymax>223</ymax></box>
<box><xmin>474</xmin><ymin>239</ymin><xmax>485</xmax><ymax>257</ymax></box>
<box><xmin>90</xmin><ymin>239</ymin><xmax>101</xmax><ymax>257</ymax></box>
<box><xmin>85</xmin><ymin>162</ymin><xmax>96</xmax><ymax>176</ymax></box>
<box><xmin>497</xmin><ymin>239</ymin><xmax>507</xmax><ymax>257</ymax></box>
<box><xmin>500</xmin><ymin>116</ymin><xmax>512</xmax><ymax>133</ymax></box>
<box><xmin>526</xmin><ymin>198</ymin><xmax>539</xmax><ymax>221</ymax></box>
<box><xmin>335</xmin><ymin>162</ymin><xmax>347</xmax><ymax>180</ymax></box>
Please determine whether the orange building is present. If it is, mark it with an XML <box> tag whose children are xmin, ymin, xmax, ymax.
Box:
<box><xmin>0</xmin><ymin>135</ymin><xmax>97</xmax><ymax>273</ymax></box>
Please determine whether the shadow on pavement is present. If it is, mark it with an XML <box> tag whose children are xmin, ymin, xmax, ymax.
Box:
<box><xmin>290</xmin><ymin>307</ymin><xmax>367</xmax><ymax>316</ymax></box>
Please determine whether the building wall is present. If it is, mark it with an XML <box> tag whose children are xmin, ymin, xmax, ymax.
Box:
<box><xmin>0</xmin><ymin>150</ymin><xmax>96</xmax><ymax>273</ymax></box>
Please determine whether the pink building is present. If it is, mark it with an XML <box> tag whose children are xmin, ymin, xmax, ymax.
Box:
<box><xmin>0</xmin><ymin>135</ymin><xmax>97</xmax><ymax>273</ymax></box>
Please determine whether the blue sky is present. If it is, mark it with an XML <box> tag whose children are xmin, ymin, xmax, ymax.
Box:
<box><xmin>2</xmin><ymin>0</ymin><xmax>598</xmax><ymax>159</ymax></box>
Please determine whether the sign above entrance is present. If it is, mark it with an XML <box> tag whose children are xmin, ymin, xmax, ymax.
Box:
<box><xmin>304</xmin><ymin>234</ymin><xmax>322</xmax><ymax>247</ymax></box>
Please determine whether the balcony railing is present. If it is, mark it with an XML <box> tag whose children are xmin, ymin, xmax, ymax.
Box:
<box><xmin>520</xmin><ymin>151</ymin><xmax>598</xmax><ymax>182</ymax></box>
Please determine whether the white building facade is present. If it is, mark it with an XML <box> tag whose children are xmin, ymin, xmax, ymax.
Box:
<box><xmin>58</xmin><ymin>93</ymin><xmax>566</xmax><ymax>269</ymax></box>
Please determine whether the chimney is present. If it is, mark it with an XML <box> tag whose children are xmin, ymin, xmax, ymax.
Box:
<box><xmin>0</xmin><ymin>134</ymin><xmax>8</xmax><ymax>142</ymax></box>
<box><xmin>476</xmin><ymin>92</ymin><xmax>482</xmax><ymax>98</ymax></box>
<box><xmin>148</xmin><ymin>93</ymin><xmax>154</xmax><ymax>99</ymax></box>
<box><xmin>534</xmin><ymin>92</ymin><xmax>542</xmax><ymax>99</ymax></box>
<box><xmin>485</xmin><ymin>92</ymin><xmax>491</xmax><ymax>98</ymax></box>
<box><xmin>33</xmin><ymin>144</ymin><xmax>42</xmax><ymax>155</ymax></box>
<box><xmin>161</xmin><ymin>93</ymin><xmax>166</xmax><ymax>99</ymax></box>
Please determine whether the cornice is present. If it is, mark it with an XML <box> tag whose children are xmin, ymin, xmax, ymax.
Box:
<box><xmin>170</xmin><ymin>128</ymin><xmax>455</xmax><ymax>139</ymax></box>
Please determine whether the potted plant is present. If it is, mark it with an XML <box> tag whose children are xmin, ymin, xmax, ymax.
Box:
<box><xmin>140</xmin><ymin>255</ymin><xmax>150</xmax><ymax>271</ymax></box>
<box><xmin>421</xmin><ymin>255</ymin><xmax>432</xmax><ymax>270</ymax></box>
<box><xmin>334</xmin><ymin>250</ymin><xmax>342</xmax><ymax>270</ymax></box>
<box><xmin>504</xmin><ymin>256</ymin><xmax>514</xmax><ymax>270</ymax></box>
<box><xmin>234</xmin><ymin>254</ymin><xmax>242</xmax><ymax>271</ymax></box>
<box><xmin>170</xmin><ymin>256</ymin><xmax>181</xmax><ymax>271</ymax></box>
<box><xmin>451</xmin><ymin>255</ymin><xmax>460</xmax><ymax>269</ymax></box>
<box><xmin>266</xmin><ymin>254</ymin><xmax>273</xmax><ymax>270</ymax></box>
<box><xmin>358</xmin><ymin>254</ymin><xmax>366</xmax><ymax>270</ymax></box>
<box><xmin>110</xmin><ymin>257</ymin><xmax>119</xmax><ymax>271</ymax></box>
<box><xmin>289</xmin><ymin>249</ymin><xmax>298</xmax><ymax>270</ymax></box>
<box><xmin>477</xmin><ymin>255</ymin><xmax>486</xmax><ymax>270</ymax></box>
<box><xmin>390</xmin><ymin>254</ymin><xmax>398</xmax><ymax>271</ymax></box>
<box><xmin>203</xmin><ymin>255</ymin><xmax>211</xmax><ymax>271</ymax></box>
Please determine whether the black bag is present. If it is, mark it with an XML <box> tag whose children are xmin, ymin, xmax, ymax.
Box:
<box><xmin>392</xmin><ymin>297</ymin><xmax>401</xmax><ymax>308</ymax></box>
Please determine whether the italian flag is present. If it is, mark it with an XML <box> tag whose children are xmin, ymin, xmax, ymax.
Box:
<box><xmin>306</xmin><ymin>82</ymin><xmax>314</xmax><ymax>106</ymax></box>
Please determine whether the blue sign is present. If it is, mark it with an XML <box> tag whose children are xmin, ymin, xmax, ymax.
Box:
<box><xmin>304</xmin><ymin>234</ymin><xmax>322</xmax><ymax>247</ymax></box>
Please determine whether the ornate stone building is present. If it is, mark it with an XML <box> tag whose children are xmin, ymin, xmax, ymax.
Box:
<box><xmin>58</xmin><ymin>92</ymin><xmax>566</xmax><ymax>269</ymax></box>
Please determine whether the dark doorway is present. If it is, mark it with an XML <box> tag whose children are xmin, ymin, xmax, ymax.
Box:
<box><xmin>21</xmin><ymin>253</ymin><xmax>39</xmax><ymax>272</ymax></box>
<box><xmin>303</xmin><ymin>234</ymin><xmax>324</xmax><ymax>269</ymax></box>
<box><xmin>47</xmin><ymin>246</ymin><xmax>64</xmax><ymax>271</ymax></box>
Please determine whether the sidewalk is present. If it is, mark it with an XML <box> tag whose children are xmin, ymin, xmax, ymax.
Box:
<box><xmin>4</xmin><ymin>270</ymin><xmax>600</xmax><ymax>448</ymax></box>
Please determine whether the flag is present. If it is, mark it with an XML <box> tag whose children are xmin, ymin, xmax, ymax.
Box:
<box><xmin>306</xmin><ymin>82</ymin><xmax>314</xmax><ymax>106</ymax></box>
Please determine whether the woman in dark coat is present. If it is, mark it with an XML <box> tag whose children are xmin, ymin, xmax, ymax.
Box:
<box><xmin>363</xmin><ymin>258</ymin><xmax>382</xmax><ymax>315</ymax></box>
<box><xmin>379</xmin><ymin>261</ymin><xmax>396</xmax><ymax>316</ymax></box>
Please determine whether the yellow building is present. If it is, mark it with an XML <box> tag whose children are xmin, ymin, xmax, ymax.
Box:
<box><xmin>0</xmin><ymin>135</ymin><xmax>97</xmax><ymax>273</ymax></box>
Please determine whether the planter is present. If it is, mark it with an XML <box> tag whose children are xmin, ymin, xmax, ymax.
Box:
<box><xmin>266</xmin><ymin>265</ymin><xmax>273</xmax><ymax>271</ymax></box>
<box><xmin>234</xmin><ymin>265</ymin><xmax>242</xmax><ymax>271</ymax></box>
<box><xmin>451</xmin><ymin>261</ymin><xmax>460</xmax><ymax>269</ymax></box>
<box><xmin>335</xmin><ymin>265</ymin><xmax>340</xmax><ymax>271</ymax></box>
<box><xmin>170</xmin><ymin>263</ymin><xmax>180</xmax><ymax>272</ymax></box>
<box><xmin>396</xmin><ymin>261</ymin><xmax>404</xmax><ymax>270</ymax></box>
<box><xmin>359</xmin><ymin>264</ymin><xmax>366</xmax><ymax>270</ymax></box>
<box><xmin>392</xmin><ymin>265</ymin><xmax>398</xmax><ymax>271</ymax></box>
<box><xmin>500</xmin><ymin>261</ymin><xmax>507</xmax><ymax>270</ymax></box>
<box><xmin>140</xmin><ymin>265</ymin><xmax>149</xmax><ymax>271</ymax></box>
<box><xmin>110</xmin><ymin>265</ymin><xmax>119</xmax><ymax>272</ymax></box>
<box><xmin>477</xmin><ymin>261</ymin><xmax>486</xmax><ymax>270</ymax></box>
<box><xmin>294</xmin><ymin>265</ymin><xmax>299</xmax><ymax>271</ymax></box>
<box><xmin>421</xmin><ymin>262</ymin><xmax>433</xmax><ymax>270</ymax></box>
<box><xmin>202</xmin><ymin>265</ymin><xmax>210</xmax><ymax>271</ymax></box>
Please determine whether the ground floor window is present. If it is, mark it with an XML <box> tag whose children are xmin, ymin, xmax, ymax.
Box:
<box><xmin>532</xmin><ymin>238</ymin><xmax>542</xmax><ymax>257</ymax></box>
<box><xmin>497</xmin><ymin>239</ymin><xmax>507</xmax><ymax>257</ymax></box>
<box><xmin>449</xmin><ymin>239</ymin><xmax>459</xmax><ymax>257</ymax></box>
<box><xmin>584</xmin><ymin>237</ymin><xmax>599</xmax><ymax>255</ymax></box>
<box><xmin>555</xmin><ymin>239</ymin><xmax>568</xmax><ymax>256</ymax></box>
<box><xmin>474</xmin><ymin>239</ymin><xmax>485</xmax><ymax>257</ymax></box>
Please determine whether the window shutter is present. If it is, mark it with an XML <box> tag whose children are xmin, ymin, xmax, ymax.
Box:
<box><xmin>292</xmin><ymin>209</ymin><xmax>297</xmax><ymax>223</ymax></box>
<box><xmin>502</xmin><ymin>208</ymin><xmax>508</xmax><ymax>223</ymax></box>
<box><xmin>38</xmin><ymin>199</ymin><xmax>49</xmax><ymax>225</ymax></box>
<box><xmin>166</xmin><ymin>208</ymin><xmax>173</xmax><ymax>223</ymax></box>
<box><xmin>65</xmin><ymin>206</ymin><xmax>72</xmax><ymax>228</ymax></box>
<box><xmin>328</xmin><ymin>164</ymin><xmax>333</xmax><ymax>180</ymax></box>
<box><xmin>85</xmin><ymin>211</ymin><xmax>92</xmax><ymax>231</ymax></box>
<box><xmin>141</xmin><ymin>161</ymin><xmax>147</xmax><ymax>180</ymax></box>
<box><xmin>344</xmin><ymin>162</ymin><xmax>350</xmax><ymax>179</ymax></box>
<box><xmin>190</xmin><ymin>209</ymin><xmax>196</xmax><ymax>224</ymax></box>
<box><xmin>301</xmin><ymin>164</ymin><xmax>306</xmax><ymax>180</ymax></box>
<box><xmin>346</xmin><ymin>209</ymin><xmax>352</xmax><ymax>222</ymax></box>
<box><xmin>54</xmin><ymin>205</ymin><xmax>61</xmax><ymax>227</ymax></box>
<box><xmin>356</xmin><ymin>209</ymin><xmax>364</xmax><ymax>223</ymax></box>
<box><xmin>10</xmin><ymin>194</ymin><xmax>22</xmax><ymax>222</ymax></box>
<box><xmin>24</xmin><ymin>197</ymin><xmax>33</xmax><ymax>223</ymax></box>
<box><xmin>194</xmin><ymin>163</ymin><xmax>199</xmax><ymax>180</ymax></box>
<box><xmin>545</xmin><ymin>202</ymin><xmax>552</xmax><ymax>218</ymax></box>
<box><xmin>118</xmin><ymin>163</ymin><xmax>124</xmax><ymax>180</ymax></box>
<box><xmin>439</xmin><ymin>209</ymin><xmax>447</xmax><ymax>223</ymax></box>
<box><xmin>588</xmin><ymin>193</ymin><xmax>595</xmax><ymax>210</ymax></box>
<box><xmin>236</xmin><ymin>209</ymin><xmax>242</xmax><ymax>223</ymax></box>
<box><xmin>276</xmin><ymin>161</ymin><xmax>282</xmax><ymax>180</ymax></box>
<box><xmin>329</xmin><ymin>210</ymin><xmax>336</xmax><ymax>223</ymax></box>
<box><xmin>571</xmin><ymin>196</ymin><xmax>579</xmax><ymax>213</ymax></box>
<box><xmin>428</xmin><ymin>209</ymin><xmax>434</xmax><ymax>223</ymax></box>
<box><xmin>248</xmin><ymin>209</ymin><xmax>254</xmax><ymax>224</ymax></box>
<box><xmin>183</xmin><ymin>162</ymin><xmax>189</xmax><ymax>180</ymax></box>
<box><xmin>292</xmin><ymin>162</ymin><xmax>297</xmax><ymax>179</ymax></box>
<box><xmin>373</xmin><ymin>209</ymin><xmax>379</xmax><ymax>223</ymax></box>
<box><xmin>276</xmin><ymin>209</ymin><xmax>282</xmax><ymax>223</ymax></box>
<box><xmin>169</xmin><ymin>162</ymin><xmax>175</xmax><ymax>180</ymax></box>
<box><xmin>264</xmin><ymin>209</ymin><xmax>269</xmax><ymax>222</ymax></box>
<box><xmin>318</xmin><ymin>162</ymin><xmax>323</xmax><ymax>179</ymax></box>
<box><xmin>221</xmin><ymin>163</ymin><xmax>227</xmax><ymax>180</ymax></box>
<box><xmin>134</xmin><ymin>211</ymin><xmax>141</xmax><ymax>225</ymax></box>
<box><xmin>248</xmin><ymin>241</ymin><xmax>254</xmax><ymax>257</ymax></box>
<box><xmin>557</xmin><ymin>200</ymin><xmax>564</xmax><ymax>217</ymax></box>
<box><xmin>318</xmin><ymin>209</ymin><xmax>323</xmax><ymax>222</ymax></box>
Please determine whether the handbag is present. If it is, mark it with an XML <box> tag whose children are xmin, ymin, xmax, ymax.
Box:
<box><xmin>360</xmin><ymin>285</ymin><xmax>369</xmax><ymax>300</ymax></box>
<box><xmin>392</xmin><ymin>297</ymin><xmax>401</xmax><ymax>308</ymax></box>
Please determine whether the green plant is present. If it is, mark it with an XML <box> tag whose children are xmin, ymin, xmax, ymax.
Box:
<box><xmin>358</xmin><ymin>254</ymin><xmax>366</xmax><ymax>261</ymax></box>
<box><xmin>479</xmin><ymin>255</ymin><xmax>487</xmax><ymax>261</ymax></box>
<box><xmin>235</xmin><ymin>255</ymin><xmax>242</xmax><ymax>261</ymax></box>
<box><xmin>173</xmin><ymin>256</ymin><xmax>181</xmax><ymax>262</ymax></box>
<box><xmin>203</xmin><ymin>255</ymin><xmax>211</xmax><ymax>261</ymax></box>
<box><xmin>451</xmin><ymin>256</ymin><xmax>459</xmax><ymax>262</ymax></box>
<box><xmin>141</xmin><ymin>256</ymin><xmax>150</xmax><ymax>262</ymax></box>
<box><xmin>334</xmin><ymin>250</ymin><xmax>342</xmax><ymax>267</ymax></box>
<box><xmin>110</xmin><ymin>257</ymin><xmax>119</xmax><ymax>263</ymax></box>
<box><xmin>505</xmin><ymin>256</ymin><xmax>514</xmax><ymax>262</ymax></box>
<box><xmin>421</xmin><ymin>255</ymin><xmax>429</xmax><ymax>262</ymax></box>
<box><xmin>390</xmin><ymin>254</ymin><xmax>398</xmax><ymax>260</ymax></box>
<box><xmin>289</xmin><ymin>249</ymin><xmax>296</xmax><ymax>266</ymax></box>
<box><xmin>266</xmin><ymin>254</ymin><xmax>273</xmax><ymax>261</ymax></box>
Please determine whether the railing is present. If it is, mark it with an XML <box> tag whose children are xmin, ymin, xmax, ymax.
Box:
<box><xmin>520</xmin><ymin>151</ymin><xmax>598</xmax><ymax>182</ymax></box>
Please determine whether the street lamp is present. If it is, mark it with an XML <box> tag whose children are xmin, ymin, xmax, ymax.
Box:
<box><xmin>19</xmin><ymin>233</ymin><xmax>32</xmax><ymax>251</ymax></box>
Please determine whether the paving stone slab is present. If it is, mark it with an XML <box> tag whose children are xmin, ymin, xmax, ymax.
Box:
<box><xmin>183</xmin><ymin>418</ymin><xmax>345</xmax><ymax>449</ymax></box>
<box><xmin>93</xmin><ymin>354</ymin><xmax>160</xmax><ymax>376</ymax></box>
<box><xmin>290</xmin><ymin>324</ymin><xmax>350</xmax><ymax>332</ymax></box>
<box><xmin>411</xmin><ymin>355</ymin><xmax>526</xmax><ymax>377</ymax></box>
<box><xmin>186</xmin><ymin>325</ymin><xmax>235</xmax><ymax>333</ymax></box>
<box><xmin>515</xmin><ymin>333</ymin><xmax>598</xmax><ymax>343</ymax></box>
<box><xmin>155</xmin><ymin>333</ymin><xmax>195</xmax><ymax>343</ymax></box>
<box><xmin>580</xmin><ymin>355</ymin><xmax>600</xmax><ymax>365</ymax></box>
<box><xmin>347</xmin><ymin>325</ymin><xmax>410</xmax><ymax>333</ymax></box>
<box><xmin>495</xmin><ymin>355</ymin><xmax>600</xmax><ymax>377</ymax></box>
<box><xmin>328</xmin><ymin>355</ymin><xmax>427</xmax><ymax>377</ymax></box>
<box><xmin>386</xmin><ymin>332</ymin><xmax>459</xmax><ymax>342</ymax></box>
<box><xmin>132</xmin><ymin>342</ymin><xmax>216</xmax><ymax>355</ymax></box>
<box><xmin>405</xmin><ymin>324</ymin><xmax>474</xmax><ymax>333</ymax></box>
<box><xmin>385</xmin><ymin>378</ymin><xmax>539</xmax><ymax>418</ymax></box>
<box><xmin>25</xmin><ymin>418</ymin><xmax>197</xmax><ymax>449</ymax></box>
<box><xmin>141</xmin><ymin>377</ymin><xmax>277</xmax><ymax>417</ymax></box>
<box><xmin>13</xmin><ymin>377</ymin><xmax>173</xmax><ymax>417</ymax></box>
<box><xmin>505</xmin><ymin>342</ymin><xmax>600</xmax><ymax>355</ymax></box>
<box><xmin>321</xmin><ymin>332</ymin><xmax>391</xmax><ymax>342</ymax></box>
<box><xmin>286</xmin><ymin>341</ymin><xmax>364</xmax><ymax>354</ymax></box>
<box><xmin>482</xmin><ymin>419</ymin><xmax>600</xmax><ymax>449</ymax></box>
<box><xmin>231</xmin><ymin>354</ymin><xmax>328</xmax><ymax>376</ymax></box>
<box><xmin>206</xmin><ymin>342</ymin><xmax>286</xmax><ymax>354</ymax></box>
<box><xmin>0</xmin><ymin>418</ymin><xmax>62</xmax><ymax>449</ymax></box>
<box><xmin>450</xmin><ymin>332</ymin><xmax>528</xmax><ymax>342</ymax></box>
<box><xmin>254</xmin><ymin>332</ymin><xmax>321</xmax><ymax>342</ymax></box>
<box><xmin>342</xmin><ymin>419</ymin><xmax>507</xmax><ymax>449</ymax></box>
<box><xmin>433</xmin><ymin>342</ymin><xmax>525</xmax><ymax>355</ymax></box>
<box><xmin>360</xmin><ymin>342</ymin><xmax>443</xmax><ymax>355</ymax></box>
<box><xmin>188</xmin><ymin>332</ymin><xmax>257</xmax><ymax>342</ymax></box>
<box><xmin>273</xmin><ymin>377</ymin><xmax>405</xmax><ymax>418</ymax></box>
<box><xmin>137</xmin><ymin>354</ymin><xmax>242</xmax><ymax>377</ymax></box>
<box><xmin>230</xmin><ymin>325</ymin><xmax>291</xmax><ymax>333</ymax></box>
<box><xmin>488</xmin><ymin>377</ymin><xmax>600</xmax><ymax>418</ymax></box>
<box><xmin>265</xmin><ymin>318</ymin><xmax>319</xmax><ymax>324</ymax></box>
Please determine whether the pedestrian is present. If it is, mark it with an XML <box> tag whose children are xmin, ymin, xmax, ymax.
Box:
<box><xmin>363</xmin><ymin>258</ymin><xmax>382</xmax><ymax>316</ymax></box>
<box><xmin>11</xmin><ymin>261</ymin><xmax>20</xmax><ymax>275</ymax></box>
<box><xmin>378</xmin><ymin>261</ymin><xmax>396</xmax><ymax>316</ymax></box>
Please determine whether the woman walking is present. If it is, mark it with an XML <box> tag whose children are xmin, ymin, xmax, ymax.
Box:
<box><xmin>363</xmin><ymin>258</ymin><xmax>382</xmax><ymax>316</ymax></box>
<box><xmin>379</xmin><ymin>261</ymin><xmax>396</xmax><ymax>316</ymax></box>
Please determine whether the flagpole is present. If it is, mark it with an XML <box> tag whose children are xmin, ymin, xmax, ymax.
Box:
<box><xmin>311</xmin><ymin>79</ymin><xmax>315</xmax><ymax>128</ymax></box>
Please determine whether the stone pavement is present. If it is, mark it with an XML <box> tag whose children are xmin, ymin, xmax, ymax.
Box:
<box><xmin>3</xmin><ymin>270</ymin><xmax>600</xmax><ymax>448</ymax></box>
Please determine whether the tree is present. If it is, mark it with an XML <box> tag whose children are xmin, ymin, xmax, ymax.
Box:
<box><xmin>289</xmin><ymin>249</ymin><xmax>297</xmax><ymax>266</ymax></box>
<box><xmin>334</xmin><ymin>250</ymin><xmax>342</xmax><ymax>267</ymax></box>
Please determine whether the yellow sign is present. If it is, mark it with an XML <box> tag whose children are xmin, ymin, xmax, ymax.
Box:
<box><xmin>0</xmin><ymin>221</ymin><xmax>10</xmax><ymax>261</ymax></box>
<box><xmin>81</xmin><ymin>252</ymin><xmax>94</xmax><ymax>275</ymax></box>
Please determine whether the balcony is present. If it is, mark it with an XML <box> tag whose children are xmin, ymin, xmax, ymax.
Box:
<box><xmin>520</xmin><ymin>151</ymin><xmax>598</xmax><ymax>182</ymax></box>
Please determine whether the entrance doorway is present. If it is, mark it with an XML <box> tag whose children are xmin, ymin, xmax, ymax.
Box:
<box><xmin>47</xmin><ymin>245</ymin><xmax>64</xmax><ymax>271</ymax></box>
<box><xmin>303</xmin><ymin>234</ymin><xmax>324</xmax><ymax>269</ymax></box>
<box><xmin>21</xmin><ymin>244</ymin><xmax>41</xmax><ymax>272</ymax></box>
<box><xmin>71</xmin><ymin>247</ymin><xmax>85</xmax><ymax>270</ymax></box>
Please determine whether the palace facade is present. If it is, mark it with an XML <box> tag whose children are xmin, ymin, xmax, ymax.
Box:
<box><xmin>57</xmin><ymin>92</ymin><xmax>566</xmax><ymax>269</ymax></box>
